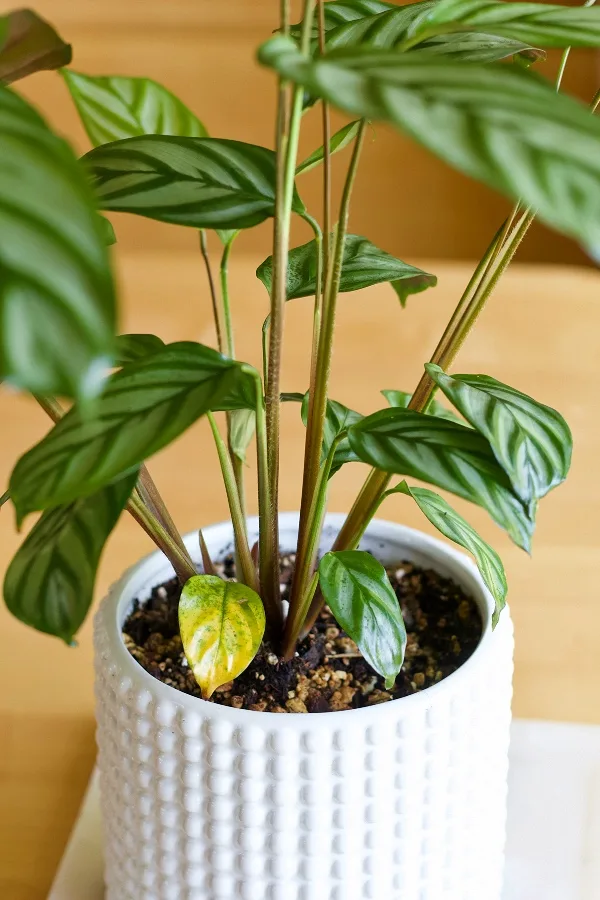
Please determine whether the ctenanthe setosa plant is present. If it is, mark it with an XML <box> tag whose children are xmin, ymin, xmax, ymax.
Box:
<box><xmin>1</xmin><ymin>0</ymin><xmax>596</xmax><ymax>696</ymax></box>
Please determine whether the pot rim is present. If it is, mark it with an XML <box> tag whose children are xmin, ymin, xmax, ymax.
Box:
<box><xmin>98</xmin><ymin>512</ymin><xmax>508</xmax><ymax>725</ymax></box>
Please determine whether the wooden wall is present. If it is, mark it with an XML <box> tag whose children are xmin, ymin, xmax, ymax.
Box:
<box><xmin>6</xmin><ymin>0</ymin><xmax>599</xmax><ymax>267</ymax></box>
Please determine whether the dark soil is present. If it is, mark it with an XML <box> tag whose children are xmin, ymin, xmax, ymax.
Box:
<box><xmin>123</xmin><ymin>554</ymin><xmax>482</xmax><ymax>713</ymax></box>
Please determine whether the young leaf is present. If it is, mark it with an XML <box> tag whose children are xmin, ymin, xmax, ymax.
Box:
<box><xmin>179</xmin><ymin>575</ymin><xmax>265</xmax><ymax>699</ymax></box>
<box><xmin>257</xmin><ymin>234</ymin><xmax>436</xmax><ymax>305</ymax></box>
<box><xmin>62</xmin><ymin>70</ymin><xmax>208</xmax><ymax>147</ymax></box>
<box><xmin>0</xmin><ymin>9</ymin><xmax>71</xmax><ymax>83</ymax></box>
<box><xmin>258</xmin><ymin>38</ymin><xmax>600</xmax><ymax>247</ymax></box>
<box><xmin>426</xmin><ymin>364</ymin><xmax>572</xmax><ymax>508</ymax></box>
<box><xmin>296</xmin><ymin>120</ymin><xmax>362</xmax><ymax>176</ymax></box>
<box><xmin>0</xmin><ymin>86</ymin><xmax>116</xmax><ymax>400</ymax></box>
<box><xmin>3</xmin><ymin>469</ymin><xmax>138</xmax><ymax>643</ymax></box>
<box><xmin>84</xmin><ymin>136</ymin><xmax>305</xmax><ymax>230</ymax></box>
<box><xmin>318</xmin><ymin>551</ymin><xmax>406</xmax><ymax>689</ymax></box>
<box><xmin>10</xmin><ymin>342</ymin><xmax>258</xmax><ymax>521</ymax></box>
<box><xmin>382</xmin><ymin>388</ymin><xmax>465</xmax><ymax>424</ymax></box>
<box><xmin>347</xmin><ymin>407</ymin><xmax>535</xmax><ymax>551</ymax></box>
<box><xmin>389</xmin><ymin>481</ymin><xmax>507</xmax><ymax>625</ymax></box>
<box><xmin>229</xmin><ymin>409</ymin><xmax>256</xmax><ymax>464</ymax></box>
<box><xmin>114</xmin><ymin>333</ymin><xmax>166</xmax><ymax>365</ymax></box>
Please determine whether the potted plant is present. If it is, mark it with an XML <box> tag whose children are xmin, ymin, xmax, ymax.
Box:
<box><xmin>1</xmin><ymin>1</ymin><xmax>597</xmax><ymax>897</ymax></box>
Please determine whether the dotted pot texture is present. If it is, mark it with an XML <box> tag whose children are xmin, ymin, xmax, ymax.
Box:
<box><xmin>94</xmin><ymin>513</ymin><xmax>514</xmax><ymax>900</ymax></box>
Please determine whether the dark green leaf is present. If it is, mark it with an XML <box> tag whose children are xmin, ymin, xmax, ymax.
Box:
<box><xmin>84</xmin><ymin>136</ymin><xmax>305</xmax><ymax>231</ymax></box>
<box><xmin>296</xmin><ymin>120</ymin><xmax>362</xmax><ymax>176</ymax></box>
<box><xmin>389</xmin><ymin>480</ymin><xmax>507</xmax><ymax>625</ymax></box>
<box><xmin>426</xmin><ymin>364</ymin><xmax>572</xmax><ymax>508</ymax></box>
<box><xmin>258</xmin><ymin>37</ymin><xmax>600</xmax><ymax>247</ymax></box>
<box><xmin>62</xmin><ymin>70</ymin><xmax>208</xmax><ymax>147</ymax></box>
<box><xmin>0</xmin><ymin>9</ymin><xmax>71</xmax><ymax>83</ymax></box>
<box><xmin>319</xmin><ymin>550</ymin><xmax>406</xmax><ymax>689</ymax></box>
<box><xmin>0</xmin><ymin>86</ymin><xmax>116</xmax><ymax>399</ymax></box>
<box><xmin>291</xmin><ymin>0</ymin><xmax>396</xmax><ymax>37</ymax></box>
<box><xmin>382</xmin><ymin>388</ymin><xmax>465</xmax><ymax>424</ymax></box>
<box><xmin>10</xmin><ymin>341</ymin><xmax>258</xmax><ymax>521</ymax></box>
<box><xmin>300</xmin><ymin>393</ymin><xmax>364</xmax><ymax>475</ymax></box>
<box><xmin>347</xmin><ymin>407</ymin><xmax>534</xmax><ymax>550</ymax></box>
<box><xmin>3</xmin><ymin>469</ymin><xmax>138</xmax><ymax>642</ymax></box>
<box><xmin>98</xmin><ymin>214</ymin><xmax>116</xmax><ymax>246</ymax></box>
<box><xmin>257</xmin><ymin>234</ymin><xmax>436</xmax><ymax>305</ymax></box>
<box><xmin>114</xmin><ymin>333</ymin><xmax>166</xmax><ymax>365</ymax></box>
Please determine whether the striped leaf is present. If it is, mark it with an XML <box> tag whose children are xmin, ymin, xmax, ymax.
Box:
<box><xmin>62</xmin><ymin>70</ymin><xmax>207</xmax><ymax>147</ymax></box>
<box><xmin>114</xmin><ymin>333</ymin><xmax>166</xmax><ymax>365</ymax></box>
<box><xmin>258</xmin><ymin>38</ymin><xmax>600</xmax><ymax>248</ymax></box>
<box><xmin>179</xmin><ymin>575</ymin><xmax>265</xmax><ymax>699</ymax></box>
<box><xmin>291</xmin><ymin>0</ymin><xmax>396</xmax><ymax>36</ymax></box>
<box><xmin>407</xmin><ymin>0</ymin><xmax>600</xmax><ymax>49</ymax></box>
<box><xmin>347</xmin><ymin>407</ymin><xmax>535</xmax><ymax>550</ymax></box>
<box><xmin>427</xmin><ymin>364</ymin><xmax>572</xmax><ymax>509</ymax></box>
<box><xmin>0</xmin><ymin>86</ymin><xmax>116</xmax><ymax>399</ymax></box>
<box><xmin>382</xmin><ymin>388</ymin><xmax>465</xmax><ymax>424</ymax></box>
<box><xmin>319</xmin><ymin>550</ymin><xmax>407</xmax><ymax>689</ymax></box>
<box><xmin>296</xmin><ymin>120</ymin><xmax>362</xmax><ymax>176</ymax></box>
<box><xmin>84</xmin><ymin>136</ymin><xmax>305</xmax><ymax>231</ymax></box>
<box><xmin>390</xmin><ymin>481</ymin><xmax>507</xmax><ymax>625</ymax></box>
<box><xmin>10</xmin><ymin>341</ymin><xmax>258</xmax><ymax>521</ymax></box>
<box><xmin>3</xmin><ymin>469</ymin><xmax>138</xmax><ymax>642</ymax></box>
<box><xmin>0</xmin><ymin>9</ymin><xmax>71</xmax><ymax>83</ymax></box>
<box><xmin>257</xmin><ymin>234</ymin><xmax>436</xmax><ymax>305</ymax></box>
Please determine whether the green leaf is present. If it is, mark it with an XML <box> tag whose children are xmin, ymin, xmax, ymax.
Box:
<box><xmin>389</xmin><ymin>481</ymin><xmax>507</xmax><ymax>626</ymax></box>
<box><xmin>291</xmin><ymin>0</ymin><xmax>397</xmax><ymax>37</ymax></box>
<box><xmin>426</xmin><ymin>364</ymin><xmax>572</xmax><ymax>509</ymax></box>
<box><xmin>258</xmin><ymin>37</ymin><xmax>600</xmax><ymax>247</ymax></box>
<box><xmin>257</xmin><ymin>234</ymin><xmax>436</xmax><ymax>305</ymax></box>
<box><xmin>408</xmin><ymin>0</ymin><xmax>600</xmax><ymax>49</ymax></box>
<box><xmin>179</xmin><ymin>574</ymin><xmax>265</xmax><ymax>699</ymax></box>
<box><xmin>229</xmin><ymin>408</ymin><xmax>256</xmax><ymax>463</ymax></box>
<box><xmin>113</xmin><ymin>333</ymin><xmax>166</xmax><ymax>365</ymax></box>
<box><xmin>84</xmin><ymin>136</ymin><xmax>305</xmax><ymax>231</ymax></box>
<box><xmin>0</xmin><ymin>86</ymin><xmax>116</xmax><ymax>400</ymax></box>
<box><xmin>318</xmin><ymin>550</ymin><xmax>406</xmax><ymax>689</ymax></box>
<box><xmin>3</xmin><ymin>469</ymin><xmax>138</xmax><ymax>643</ymax></box>
<box><xmin>347</xmin><ymin>407</ymin><xmax>534</xmax><ymax>551</ymax></box>
<box><xmin>0</xmin><ymin>9</ymin><xmax>71</xmax><ymax>84</ymax></box>
<box><xmin>296</xmin><ymin>120</ymin><xmax>363</xmax><ymax>176</ymax></box>
<box><xmin>301</xmin><ymin>393</ymin><xmax>364</xmax><ymax>475</ymax></box>
<box><xmin>98</xmin><ymin>214</ymin><xmax>117</xmax><ymax>246</ymax></box>
<box><xmin>10</xmin><ymin>341</ymin><xmax>258</xmax><ymax>521</ymax></box>
<box><xmin>382</xmin><ymin>388</ymin><xmax>466</xmax><ymax>424</ymax></box>
<box><xmin>61</xmin><ymin>70</ymin><xmax>208</xmax><ymax>147</ymax></box>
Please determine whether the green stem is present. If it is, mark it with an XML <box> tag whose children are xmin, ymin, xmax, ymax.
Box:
<box><xmin>137</xmin><ymin>463</ymin><xmax>193</xmax><ymax>564</ymax></box>
<box><xmin>220</xmin><ymin>233</ymin><xmax>238</xmax><ymax>359</ymax></box>
<box><xmin>199</xmin><ymin>230</ymin><xmax>224</xmax><ymax>353</ymax></box>
<box><xmin>128</xmin><ymin>490</ymin><xmax>196</xmax><ymax>583</ymax></box>
<box><xmin>0</xmin><ymin>489</ymin><xmax>10</xmax><ymax>509</ymax></box>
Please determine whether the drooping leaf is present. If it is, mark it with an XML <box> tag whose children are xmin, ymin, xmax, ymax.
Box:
<box><xmin>389</xmin><ymin>480</ymin><xmax>507</xmax><ymax>625</ymax></box>
<box><xmin>113</xmin><ymin>333</ymin><xmax>166</xmax><ymax>365</ymax></box>
<box><xmin>0</xmin><ymin>85</ymin><xmax>116</xmax><ymax>399</ymax></box>
<box><xmin>347</xmin><ymin>407</ymin><xmax>534</xmax><ymax>550</ymax></box>
<box><xmin>179</xmin><ymin>574</ymin><xmax>265</xmax><ymax>699</ymax></box>
<box><xmin>382</xmin><ymin>388</ymin><xmax>466</xmax><ymax>424</ymax></box>
<box><xmin>3</xmin><ymin>469</ymin><xmax>138</xmax><ymax>643</ymax></box>
<box><xmin>0</xmin><ymin>9</ymin><xmax>71</xmax><ymax>83</ymax></box>
<box><xmin>407</xmin><ymin>0</ymin><xmax>600</xmax><ymax>49</ymax></box>
<box><xmin>257</xmin><ymin>234</ymin><xmax>436</xmax><ymax>305</ymax></box>
<box><xmin>318</xmin><ymin>550</ymin><xmax>406</xmax><ymax>689</ymax></box>
<box><xmin>426</xmin><ymin>364</ymin><xmax>572</xmax><ymax>509</ymax></box>
<box><xmin>84</xmin><ymin>136</ymin><xmax>305</xmax><ymax>231</ymax></box>
<box><xmin>62</xmin><ymin>70</ymin><xmax>208</xmax><ymax>147</ymax></box>
<box><xmin>229</xmin><ymin>408</ymin><xmax>256</xmax><ymax>463</ymax></box>
<box><xmin>10</xmin><ymin>342</ymin><xmax>258</xmax><ymax>521</ymax></box>
<box><xmin>258</xmin><ymin>37</ymin><xmax>600</xmax><ymax>248</ymax></box>
<box><xmin>296</xmin><ymin>120</ymin><xmax>363</xmax><ymax>176</ymax></box>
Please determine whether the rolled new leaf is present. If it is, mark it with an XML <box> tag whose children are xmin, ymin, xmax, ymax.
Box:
<box><xmin>114</xmin><ymin>333</ymin><xmax>166</xmax><ymax>365</ymax></box>
<box><xmin>84</xmin><ymin>136</ymin><xmax>305</xmax><ymax>231</ymax></box>
<box><xmin>62</xmin><ymin>70</ymin><xmax>208</xmax><ymax>147</ymax></box>
<box><xmin>3</xmin><ymin>469</ymin><xmax>138</xmax><ymax>642</ymax></box>
<box><xmin>10</xmin><ymin>342</ymin><xmax>258</xmax><ymax>521</ymax></box>
<box><xmin>258</xmin><ymin>37</ymin><xmax>600</xmax><ymax>248</ymax></box>
<box><xmin>382</xmin><ymin>388</ymin><xmax>465</xmax><ymax>424</ymax></box>
<box><xmin>318</xmin><ymin>551</ymin><xmax>407</xmax><ymax>689</ymax></box>
<box><xmin>257</xmin><ymin>235</ymin><xmax>436</xmax><ymax>305</ymax></box>
<box><xmin>0</xmin><ymin>86</ymin><xmax>116</xmax><ymax>400</ymax></box>
<box><xmin>179</xmin><ymin>575</ymin><xmax>265</xmax><ymax>699</ymax></box>
<box><xmin>347</xmin><ymin>407</ymin><xmax>534</xmax><ymax>551</ymax></box>
<box><xmin>389</xmin><ymin>481</ymin><xmax>507</xmax><ymax>625</ymax></box>
<box><xmin>426</xmin><ymin>364</ymin><xmax>572</xmax><ymax>509</ymax></box>
<box><xmin>229</xmin><ymin>409</ymin><xmax>257</xmax><ymax>464</ymax></box>
<box><xmin>0</xmin><ymin>9</ymin><xmax>71</xmax><ymax>83</ymax></box>
<box><xmin>296</xmin><ymin>120</ymin><xmax>363</xmax><ymax>176</ymax></box>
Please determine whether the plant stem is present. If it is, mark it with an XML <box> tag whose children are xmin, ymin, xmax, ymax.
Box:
<box><xmin>128</xmin><ymin>490</ymin><xmax>196</xmax><ymax>583</ymax></box>
<box><xmin>220</xmin><ymin>233</ymin><xmax>237</xmax><ymax>359</ymax></box>
<box><xmin>199</xmin><ymin>230</ymin><xmax>224</xmax><ymax>353</ymax></box>
<box><xmin>318</xmin><ymin>0</ymin><xmax>332</xmax><ymax>299</ymax></box>
<box><xmin>198</xmin><ymin>528</ymin><xmax>217</xmax><ymax>576</ymax></box>
<box><xmin>0</xmin><ymin>489</ymin><xmax>10</xmax><ymax>509</ymax></box>
<box><xmin>207</xmin><ymin>412</ymin><xmax>259</xmax><ymax>593</ymax></box>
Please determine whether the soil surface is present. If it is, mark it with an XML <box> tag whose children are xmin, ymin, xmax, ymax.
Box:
<box><xmin>123</xmin><ymin>554</ymin><xmax>482</xmax><ymax>713</ymax></box>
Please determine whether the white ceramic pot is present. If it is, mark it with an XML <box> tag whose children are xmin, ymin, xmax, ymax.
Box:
<box><xmin>94</xmin><ymin>513</ymin><xmax>514</xmax><ymax>900</ymax></box>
